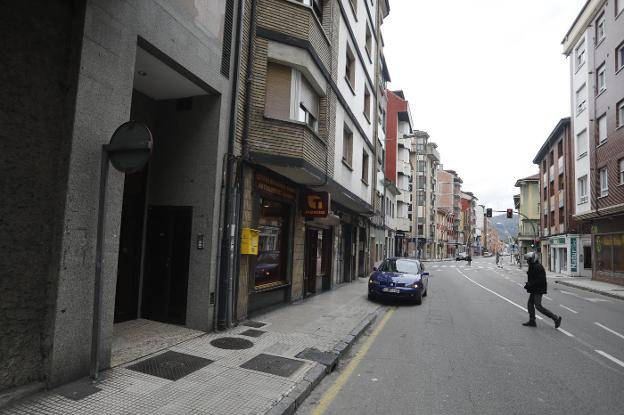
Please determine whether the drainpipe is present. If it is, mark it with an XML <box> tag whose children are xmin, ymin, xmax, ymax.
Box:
<box><xmin>216</xmin><ymin>0</ymin><xmax>248</xmax><ymax>330</ymax></box>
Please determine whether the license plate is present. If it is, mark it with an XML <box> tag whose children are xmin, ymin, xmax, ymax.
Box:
<box><xmin>383</xmin><ymin>288</ymin><xmax>400</xmax><ymax>293</ymax></box>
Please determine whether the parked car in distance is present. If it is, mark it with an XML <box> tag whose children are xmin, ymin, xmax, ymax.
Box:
<box><xmin>456</xmin><ymin>252</ymin><xmax>467</xmax><ymax>261</ymax></box>
<box><xmin>483</xmin><ymin>251</ymin><xmax>492</xmax><ymax>257</ymax></box>
<box><xmin>368</xmin><ymin>257</ymin><xmax>429</xmax><ymax>305</ymax></box>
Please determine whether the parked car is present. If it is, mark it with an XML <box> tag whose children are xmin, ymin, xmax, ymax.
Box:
<box><xmin>456</xmin><ymin>252</ymin><xmax>467</xmax><ymax>261</ymax></box>
<box><xmin>368</xmin><ymin>257</ymin><xmax>429</xmax><ymax>305</ymax></box>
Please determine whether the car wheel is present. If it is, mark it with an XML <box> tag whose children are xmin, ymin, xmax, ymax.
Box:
<box><xmin>414</xmin><ymin>292</ymin><xmax>422</xmax><ymax>305</ymax></box>
<box><xmin>368</xmin><ymin>292</ymin><xmax>376</xmax><ymax>301</ymax></box>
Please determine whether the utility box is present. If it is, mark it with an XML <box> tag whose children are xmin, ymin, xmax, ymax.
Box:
<box><xmin>241</xmin><ymin>228</ymin><xmax>260</xmax><ymax>255</ymax></box>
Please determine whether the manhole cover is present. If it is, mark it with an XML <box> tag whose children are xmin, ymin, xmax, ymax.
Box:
<box><xmin>296</xmin><ymin>348</ymin><xmax>338</xmax><ymax>368</ymax></box>
<box><xmin>240</xmin><ymin>353</ymin><xmax>304</xmax><ymax>377</ymax></box>
<box><xmin>242</xmin><ymin>320</ymin><xmax>266</xmax><ymax>328</ymax></box>
<box><xmin>127</xmin><ymin>351</ymin><xmax>213</xmax><ymax>381</ymax></box>
<box><xmin>210</xmin><ymin>337</ymin><xmax>254</xmax><ymax>350</ymax></box>
<box><xmin>56</xmin><ymin>381</ymin><xmax>101</xmax><ymax>401</ymax></box>
<box><xmin>240</xmin><ymin>329</ymin><xmax>265</xmax><ymax>338</ymax></box>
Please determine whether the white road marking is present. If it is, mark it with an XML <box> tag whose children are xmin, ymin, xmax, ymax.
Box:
<box><xmin>595</xmin><ymin>350</ymin><xmax>624</xmax><ymax>369</ymax></box>
<box><xmin>455</xmin><ymin>268</ymin><xmax>543</xmax><ymax>320</ymax></box>
<box><xmin>515</xmin><ymin>282</ymin><xmax>524</xmax><ymax>288</ymax></box>
<box><xmin>557</xmin><ymin>328</ymin><xmax>575</xmax><ymax>337</ymax></box>
<box><xmin>595</xmin><ymin>322</ymin><xmax>624</xmax><ymax>341</ymax></box>
<box><xmin>559</xmin><ymin>305</ymin><xmax>578</xmax><ymax>314</ymax></box>
<box><xmin>544</xmin><ymin>295</ymin><xmax>553</xmax><ymax>301</ymax></box>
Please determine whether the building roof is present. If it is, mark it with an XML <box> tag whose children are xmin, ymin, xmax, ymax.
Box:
<box><xmin>515</xmin><ymin>173</ymin><xmax>539</xmax><ymax>187</ymax></box>
<box><xmin>532</xmin><ymin>117</ymin><xmax>571</xmax><ymax>164</ymax></box>
<box><xmin>561</xmin><ymin>0</ymin><xmax>605</xmax><ymax>54</ymax></box>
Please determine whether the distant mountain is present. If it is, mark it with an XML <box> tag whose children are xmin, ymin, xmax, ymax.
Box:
<box><xmin>490</xmin><ymin>214</ymin><xmax>518</xmax><ymax>241</ymax></box>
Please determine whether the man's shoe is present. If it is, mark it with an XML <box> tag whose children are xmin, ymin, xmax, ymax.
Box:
<box><xmin>555</xmin><ymin>316</ymin><xmax>562</xmax><ymax>329</ymax></box>
<box><xmin>522</xmin><ymin>321</ymin><xmax>537</xmax><ymax>327</ymax></box>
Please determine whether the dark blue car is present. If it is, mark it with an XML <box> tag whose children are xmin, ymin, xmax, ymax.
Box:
<box><xmin>368</xmin><ymin>257</ymin><xmax>429</xmax><ymax>304</ymax></box>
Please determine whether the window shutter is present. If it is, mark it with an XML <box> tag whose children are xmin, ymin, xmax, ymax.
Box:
<box><xmin>300</xmin><ymin>75</ymin><xmax>319</xmax><ymax>118</ymax></box>
<box><xmin>265</xmin><ymin>63</ymin><xmax>292</xmax><ymax>119</ymax></box>
<box><xmin>220</xmin><ymin>0</ymin><xmax>235</xmax><ymax>77</ymax></box>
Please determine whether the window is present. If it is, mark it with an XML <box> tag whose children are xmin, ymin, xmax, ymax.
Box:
<box><xmin>618</xmin><ymin>41</ymin><xmax>624</xmax><ymax>72</ymax></box>
<box><xmin>349</xmin><ymin>0</ymin><xmax>357</xmax><ymax>15</ymax></box>
<box><xmin>618</xmin><ymin>99</ymin><xmax>624</xmax><ymax>128</ymax></box>
<box><xmin>598</xmin><ymin>114</ymin><xmax>607</xmax><ymax>144</ymax></box>
<box><xmin>550</xmin><ymin>210</ymin><xmax>555</xmax><ymax>227</ymax></box>
<box><xmin>597</xmin><ymin>63</ymin><xmax>606</xmax><ymax>93</ymax></box>
<box><xmin>559</xmin><ymin>207</ymin><xmax>564</xmax><ymax>224</ymax></box>
<box><xmin>361</xmin><ymin>150</ymin><xmax>369</xmax><ymax>184</ymax></box>
<box><xmin>543</xmin><ymin>186</ymin><xmax>548</xmax><ymax>200</ymax></box>
<box><xmin>298</xmin><ymin>0</ymin><xmax>323</xmax><ymax>21</ymax></box>
<box><xmin>265</xmin><ymin>63</ymin><xmax>320</xmax><ymax>132</ymax></box>
<box><xmin>557</xmin><ymin>140</ymin><xmax>563</xmax><ymax>157</ymax></box>
<box><xmin>265</xmin><ymin>62</ymin><xmax>293</xmax><ymax>120</ymax></box>
<box><xmin>549</xmin><ymin>150</ymin><xmax>554</xmax><ymax>166</ymax></box>
<box><xmin>345</xmin><ymin>45</ymin><xmax>355</xmax><ymax>90</ymax></box>
<box><xmin>578</xmin><ymin>175</ymin><xmax>588</xmax><ymax>204</ymax></box>
<box><xmin>363</xmin><ymin>86</ymin><xmax>371</xmax><ymax>121</ymax></box>
<box><xmin>600</xmin><ymin>167</ymin><xmax>609</xmax><ymax>197</ymax></box>
<box><xmin>596</xmin><ymin>13</ymin><xmax>605</xmax><ymax>43</ymax></box>
<box><xmin>342</xmin><ymin>125</ymin><xmax>353</xmax><ymax>167</ymax></box>
<box><xmin>365</xmin><ymin>24</ymin><xmax>372</xmax><ymax>59</ymax></box>
<box><xmin>575</xmin><ymin>39</ymin><xmax>585</xmax><ymax>70</ymax></box>
<box><xmin>576</xmin><ymin>84</ymin><xmax>587</xmax><ymax>114</ymax></box>
<box><xmin>620</xmin><ymin>159</ymin><xmax>624</xmax><ymax>185</ymax></box>
<box><xmin>558</xmin><ymin>173</ymin><xmax>564</xmax><ymax>190</ymax></box>
<box><xmin>618</xmin><ymin>0</ymin><xmax>624</xmax><ymax>16</ymax></box>
<box><xmin>576</xmin><ymin>129</ymin><xmax>587</xmax><ymax>158</ymax></box>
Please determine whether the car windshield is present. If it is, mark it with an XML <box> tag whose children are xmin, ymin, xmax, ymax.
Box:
<box><xmin>380</xmin><ymin>259</ymin><xmax>421</xmax><ymax>274</ymax></box>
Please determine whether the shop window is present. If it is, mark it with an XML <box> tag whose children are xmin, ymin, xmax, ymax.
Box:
<box><xmin>595</xmin><ymin>235</ymin><xmax>613</xmax><ymax>275</ymax></box>
<box><xmin>613</xmin><ymin>234</ymin><xmax>624</xmax><ymax>274</ymax></box>
<box><xmin>255</xmin><ymin>198</ymin><xmax>290</xmax><ymax>289</ymax></box>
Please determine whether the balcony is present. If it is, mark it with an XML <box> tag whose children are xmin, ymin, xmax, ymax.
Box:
<box><xmin>396</xmin><ymin>217</ymin><xmax>411</xmax><ymax>232</ymax></box>
<box><xmin>397</xmin><ymin>160</ymin><xmax>412</xmax><ymax>177</ymax></box>
<box><xmin>258</xmin><ymin>0</ymin><xmax>331</xmax><ymax>69</ymax></box>
<box><xmin>558</xmin><ymin>156</ymin><xmax>564</xmax><ymax>174</ymax></box>
<box><xmin>549</xmin><ymin>165</ymin><xmax>554</xmax><ymax>179</ymax></box>
<box><xmin>426</xmin><ymin>145</ymin><xmax>440</xmax><ymax>162</ymax></box>
<box><xmin>559</xmin><ymin>190</ymin><xmax>565</xmax><ymax>208</ymax></box>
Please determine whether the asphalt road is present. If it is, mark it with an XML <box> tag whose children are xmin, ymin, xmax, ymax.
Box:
<box><xmin>296</xmin><ymin>257</ymin><xmax>624</xmax><ymax>415</ymax></box>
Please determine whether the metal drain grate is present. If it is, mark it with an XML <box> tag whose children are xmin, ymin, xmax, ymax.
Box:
<box><xmin>210</xmin><ymin>337</ymin><xmax>254</xmax><ymax>350</ymax></box>
<box><xmin>240</xmin><ymin>329</ymin><xmax>265</xmax><ymax>338</ymax></box>
<box><xmin>296</xmin><ymin>348</ymin><xmax>338</xmax><ymax>368</ymax></box>
<box><xmin>240</xmin><ymin>353</ymin><xmax>304</xmax><ymax>377</ymax></box>
<box><xmin>127</xmin><ymin>351</ymin><xmax>213</xmax><ymax>381</ymax></box>
<box><xmin>242</xmin><ymin>320</ymin><xmax>267</xmax><ymax>328</ymax></box>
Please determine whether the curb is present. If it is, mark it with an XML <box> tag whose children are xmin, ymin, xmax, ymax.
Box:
<box><xmin>264</xmin><ymin>310</ymin><xmax>379</xmax><ymax>415</ymax></box>
<box><xmin>555</xmin><ymin>280</ymin><xmax>624</xmax><ymax>301</ymax></box>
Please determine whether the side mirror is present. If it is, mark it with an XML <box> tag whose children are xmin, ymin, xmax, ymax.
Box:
<box><xmin>421</xmin><ymin>272</ymin><xmax>429</xmax><ymax>277</ymax></box>
<box><xmin>373</xmin><ymin>267</ymin><xmax>378</xmax><ymax>271</ymax></box>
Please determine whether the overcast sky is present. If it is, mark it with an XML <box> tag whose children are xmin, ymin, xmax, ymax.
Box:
<box><xmin>383</xmin><ymin>0</ymin><xmax>587</xmax><ymax>211</ymax></box>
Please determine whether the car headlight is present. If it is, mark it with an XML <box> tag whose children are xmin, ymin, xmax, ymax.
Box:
<box><xmin>409</xmin><ymin>281</ymin><xmax>422</xmax><ymax>288</ymax></box>
<box><xmin>368</xmin><ymin>279</ymin><xmax>380</xmax><ymax>285</ymax></box>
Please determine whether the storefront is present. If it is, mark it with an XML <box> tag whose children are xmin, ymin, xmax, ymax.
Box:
<box><xmin>246</xmin><ymin>170</ymin><xmax>298</xmax><ymax>314</ymax></box>
<box><xmin>547</xmin><ymin>235</ymin><xmax>580</xmax><ymax>276</ymax></box>
<box><xmin>592</xmin><ymin>219</ymin><xmax>624</xmax><ymax>285</ymax></box>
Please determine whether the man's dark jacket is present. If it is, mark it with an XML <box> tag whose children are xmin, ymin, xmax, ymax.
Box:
<box><xmin>525</xmin><ymin>261</ymin><xmax>547</xmax><ymax>294</ymax></box>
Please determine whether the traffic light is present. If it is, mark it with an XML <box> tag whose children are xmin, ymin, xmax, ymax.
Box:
<box><xmin>486</xmin><ymin>208</ymin><xmax>492</xmax><ymax>218</ymax></box>
<box><xmin>506</xmin><ymin>208</ymin><xmax>513</xmax><ymax>218</ymax></box>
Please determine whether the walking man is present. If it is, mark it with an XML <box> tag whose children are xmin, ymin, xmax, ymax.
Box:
<box><xmin>522</xmin><ymin>252</ymin><xmax>562</xmax><ymax>328</ymax></box>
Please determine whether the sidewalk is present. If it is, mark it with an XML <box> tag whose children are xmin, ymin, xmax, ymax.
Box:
<box><xmin>554</xmin><ymin>277</ymin><xmax>624</xmax><ymax>301</ymax></box>
<box><xmin>1</xmin><ymin>279</ymin><xmax>382</xmax><ymax>415</ymax></box>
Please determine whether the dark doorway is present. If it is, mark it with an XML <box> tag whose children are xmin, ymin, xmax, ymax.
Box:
<box><xmin>114</xmin><ymin>169</ymin><xmax>149</xmax><ymax>323</ymax></box>
<box><xmin>141</xmin><ymin>205</ymin><xmax>192</xmax><ymax>325</ymax></box>
<box><xmin>342</xmin><ymin>224</ymin><xmax>353</xmax><ymax>283</ymax></box>
<box><xmin>304</xmin><ymin>227</ymin><xmax>332</xmax><ymax>297</ymax></box>
<box><xmin>584</xmin><ymin>245</ymin><xmax>592</xmax><ymax>268</ymax></box>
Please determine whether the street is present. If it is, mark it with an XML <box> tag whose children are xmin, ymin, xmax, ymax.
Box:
<box><xmin>297</xmin><ymin>257</ymin><xmax>624</xmax><ymax>415</ymax></box>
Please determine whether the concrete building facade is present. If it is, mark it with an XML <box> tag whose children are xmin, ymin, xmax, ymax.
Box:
<box><xmin>2</xmin><ymin>0</ymin><xmax>237</xmax><ymax>397</ymax></box>
<box><xmin>563</xmin><ymin>0</ymin><xmax>624</xmax><ymax>285</ymax></box>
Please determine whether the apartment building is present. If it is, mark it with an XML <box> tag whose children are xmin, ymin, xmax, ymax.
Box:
<box><xmin>562</xmin><ymin>0</ymin><xmax>624</xmax><ymax>284</ymax></box>
<box><xmin>459</xmin><ymin>192</ymin><xmax>477</xmax><ymax>255</ymax></box>
<box><xmin>437</xmin><ymin>169</ymin><xmax>462</xmax><ymax>257</ymax></box>
<box><xmin>230</xmin><ymin>0</ymin><xmax>392</xmax><ymax>319</ymax></box>
<box><xmin>2</xmin><ymin>0</ymin><xmax>238</xmax><ymax>394</ymax></box>
<box><xmin>533</xmin><ymin>118</ymin><xmax>589</xmax><ymax>276</ymax></box>
<box><xmin>385</xmin><ymin>90</ymin><xmax>413</xmax><ymax>256</ymax></box>
<box><xmin>514</xmin><ymin>174</ymin><xmax>541</xmax><ymax>261</ymax></box>
<box><xmin>410</xmin><ymin>131</ymin><xmax>440</xmax><ymax>259</ymax></box>
<box><xmin>475</xmin><ymin>204</ymin><xmax>485</xmax><ymax>255</ymax></box>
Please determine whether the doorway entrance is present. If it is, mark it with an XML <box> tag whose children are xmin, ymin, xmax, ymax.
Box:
<box><xmin>304</xmin><ymin>226</ymin><xmax>332</xmax><ymax>297</ymax></box>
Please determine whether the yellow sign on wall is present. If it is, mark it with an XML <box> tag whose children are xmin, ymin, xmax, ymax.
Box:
<box><xmin>241</xmin><ymin>228</ymin><xmax>260</xmax><ymax>255</ymax></box>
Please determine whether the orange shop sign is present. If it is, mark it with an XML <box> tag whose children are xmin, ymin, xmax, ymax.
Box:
<box><xmin>302</xmin><ymin>192</ymin><xmax>330</xmax><ymax>218</ymax></box>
